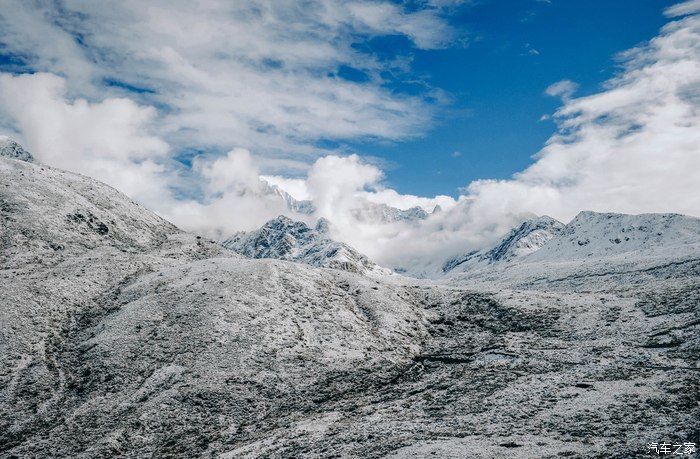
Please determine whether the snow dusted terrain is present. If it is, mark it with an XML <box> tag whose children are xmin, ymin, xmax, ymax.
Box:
<box><xmin>447</xmin><ymin>210</ymin><xmax>700</xmax><ymax>292</ymax></box>
<box><xmin>443</xmin><ymin>215</ymin><xmax>565</xmax><ymax>273</ymax></box>
<box><xmin>1</xmin><ymin>147</ymin><xmax>698</xmax><ymax>458</ymax></box>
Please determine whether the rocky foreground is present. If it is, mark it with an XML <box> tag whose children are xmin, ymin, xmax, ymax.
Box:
<box><xmin>1</xmin><ymin>155</ymin><xmax>698</xmax><ymax>458</ymax></box>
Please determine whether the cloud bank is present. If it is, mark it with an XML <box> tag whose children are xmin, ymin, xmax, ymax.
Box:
<box><xmin>1</xmin><ymin>1</ymin><xmax>699</xmax><ymax>275</ymax></box>
<box><xmin>216</xmin><ymin>2</ymin><xmax>700</xmax><ymax>273</ymax></box>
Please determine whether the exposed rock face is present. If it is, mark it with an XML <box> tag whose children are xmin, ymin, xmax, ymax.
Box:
<box><xmin>222</xmin><ymin>215</ymin><xmax>388</xmax><ymax>275</ymax></box>
<box><xmin>0</xmin><ymin>136</ymin><xmax>33</xmax><ymax>162</ymax></box>
<box><xmin>1</xmin><ymin>154</ymin><xmax>698</xmax><ymax>458</ymax></box>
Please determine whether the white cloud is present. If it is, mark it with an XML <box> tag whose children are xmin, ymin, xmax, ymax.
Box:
<box><xmin>344</xmin><ymin>2</ymin><xmax>455</xmax><ymax>49</ymax></box>
<box><xmin>665</xmin><ymin>0</ymin><xmax>700</xmax><ymax>17</ymax></box>
<box><xmin>0</xmin><ymin>72</ymin><xmax>171</xmax><ymax>209</ymax></box>
<box><xmin>195</xmin><ymin>149</ymin><xmax>262</xmax><ymax>196</ymax></box>
<box><xmin>0</xmin><ymin>0</ymin><xmax>452</xmax><ymax>161</ymax></box>
<box><xmin>545</xmin><ymin>79</ymin><xmax>578</xmax><ymax>100</ymax></box>
<box><xmin>168</xmin><ymin>149</ymin><xmax>293</xmax><ymax>237</ymax></box>
<box><xmin>459</xmin><ymin>5</ymin><xmax>700</xmax><ymax>228</ymax></box>
<box><xmin>1</xmin><ymin>0</ymin><xmax>699</xmax><ymax>277</ymax></box>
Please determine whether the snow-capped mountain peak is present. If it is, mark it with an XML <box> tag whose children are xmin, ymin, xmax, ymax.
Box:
<box><xmin>222</xmin><ymin>215</ymin><xmax>388</xmax><ymax>275</ymax></box>
<box><xmin>0</xmin><ymin>137</ymin><xmax>33</xmax><ymax>162</ymax></box>
<box><xmin>442</xmin><ymin>215</ymin><xmax>564</xmax><ymax>273</ymax></box>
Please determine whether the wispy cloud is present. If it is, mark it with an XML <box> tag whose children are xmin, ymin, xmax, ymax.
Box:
<box><xmin>665</xmin><ymin>0</ymin><xmax>700</xmax><ymax>17</ymax></box>
<box><xmin>0</xmin><ymin>0</ymin><xmax>455</xmax><ymax>162</ymax></box>
<box><xmin>545</xmin><ymin>79</ymin><xmax>578</xmax><ymax>100</ymax></box>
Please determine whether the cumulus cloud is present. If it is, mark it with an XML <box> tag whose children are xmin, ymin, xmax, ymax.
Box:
<box><xmin>452</xmin><ymin>2</ymin><xmax>700</xmax><ymax>244</ymax></box>
<box><xmin>0</xmin><ymin>72</ymin><xmax>171</xmax><ymax>209</ymax></box>
<box><xmin>168</xmin><ymin>149</ymin><xmax>293</xmax><ymax>237</ymax></box>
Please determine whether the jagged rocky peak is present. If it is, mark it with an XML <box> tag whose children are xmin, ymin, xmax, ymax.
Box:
<box><xmin>222</xmin><ymin>215</ymin><xmax>388</xmax><ymax>275</ymax></box>
<box><xmin>488</xmin><ymin>215</ymin><xmax>565</xmax><ymax>261</ymax></box>
<box><xmin>443</xmin><ymin>215</ymin><xmax>564</xmax><ymax>273</ymax></box>
<box><xmin>264</xmin><ymin>182</ymin><xmax>315</xmax><ymax>215</ymax></box>
<box><xmin>0</xmin><ymin>136</ymin><xmax>34</xmax><ymax>162</ymax></box>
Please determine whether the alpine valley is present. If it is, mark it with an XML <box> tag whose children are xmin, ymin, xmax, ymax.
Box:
<box><xmin>1</xmin><ymin>143</ymin><xmax>698</xmax><ymax>458</ymax></box>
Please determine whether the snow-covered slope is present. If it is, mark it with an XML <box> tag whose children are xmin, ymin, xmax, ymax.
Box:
<box><xmin>222</xmin><ymin>215</ymin><xmax>388</xmax><ymax>275</ymax></box>
<box><xmin>0</xmin><ymin>154</ymin><xmax>434</xmax><ymax>457</ymax></box>
<box><xmin>526</xmin><ymin>211</ymin><xmax>700</xmax><ymax>262</ymax></box>
<box><xmin>446</xmin><ymin>211</ymin><xmax>700</xmax><ymax>291</ymax></box>
<box><xmin>443</xmin><ymin>215</ymin><xmax>564</xmax><ymax>273</ymax></box>
<box><xmin>0</xmin><ymin>152</ymin><xmax>183</xmax><ymax>266</ymax></box>
<box><xmin>1</xmin><ymin>152</ymin><xmax>698</xmax><ymax>458</ymax></box>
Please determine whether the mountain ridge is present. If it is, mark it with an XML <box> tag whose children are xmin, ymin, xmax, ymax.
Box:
<box><xmin>221</xmin><ymin>215</ymin><xmax>389</xmax><ymax>275</ymax></box>
<box><xmin>442</xmin><ymin>215</ymin><xmax>564</xmax><ymax>274</ymax></box>
<box><xmin>1</xmin><ymin>145</ymin><xmax>698</xmax><ymax>457</ymax></box>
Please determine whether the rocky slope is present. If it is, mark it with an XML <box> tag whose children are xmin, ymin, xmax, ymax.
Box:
<box><xmin>1</xmin><ymin>151</ymin><xmax>698</xmax><ymax>458</ymax></box>
<box><xmin>221</xmin><ymin>215</ymin><xmax>388</xmax><ymax>275</ymax></box>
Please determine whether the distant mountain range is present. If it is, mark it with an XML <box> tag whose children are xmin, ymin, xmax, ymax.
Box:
<box><xmin>228</xmin><ymin>209</ymin><xmax>700</xmax><ymax>284</ymax></box>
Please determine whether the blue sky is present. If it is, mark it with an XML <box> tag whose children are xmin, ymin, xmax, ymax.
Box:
<box><xmin>350</xmin><ymin>0</ymin><xmax>670</xmax><ymax>197</ymax></box>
